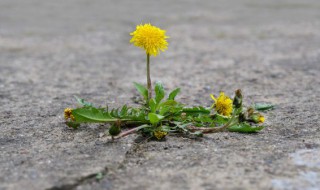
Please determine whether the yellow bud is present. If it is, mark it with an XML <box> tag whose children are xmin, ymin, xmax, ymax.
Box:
<box><xmin>64</xmin><ymin>108</ymin><xmax>73</xmax><ymax>120</ymax></box>
<box><xmin>250</xmin><ymin>113</ymin><xmax>265</xmax><ymax>124</ymax></box>
<box><xmin>153</xmin><ymin>130</ymin><xmax>168</xmax><ymax>140</ymax></box>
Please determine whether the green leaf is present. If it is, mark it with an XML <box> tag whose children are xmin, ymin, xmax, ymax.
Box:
<box><xmin>228</xmin><ymin>123</ymin><xmax>264</xmax><ymax>133</ymax></box>
<box><xmin>212</xmin><ymin>114</ymin><xmax>230</xmax><ymax>125</ymax></box>
<box><xmin>168</xmin><ymin>88</ymin><xmax>180</xmax><ymax>100</ymax></box>
<box><xmin>194</xmin><ymin>115</ymin><xmax>213</xmax><ymax>123</ymax></box>
<box><xmin>172</xmin><ymin>122</ymin><xmax>190</xmax><ymax>132</ymax></box>
<box><xmin>161</xmin><ymin>125</ymin><xmax>171</xmax><ymax>132</ymax></box>
<box><xmin>254</xmin><ymin>103</ymin><xmax>274</xmax><ymax>111</ymax></box>
<box><xmin>160</xmin><ymin>100</ymin><xmax>178</xmax><ymax>107</ymax></box>
<box><xmin>134</xmin><ymin>82</ymin><xmax>148</xmax><ymax>101</ymax></box>
<box><xmin>148</xmin><ymin>113</ymin><xmax>164</xmax><ymax>125</ymax></box>
<box><xmin>149</xmin><ymin>98</ymin><xmax>157</xmax><ymax>113</ymax></box>
<box><xmin>182</xmin><ymin>106</ymin><xmax>211</xmax><ymax>115</ymax></box>
<box><xmin>159</xmin><ymin>100</ymin><xmax>182</xmax><ymax>116</ymax></box>
<box><xmin>120</xmin><ymin>105</ymin><xmax>128</xmax><ymax>116</ymax></box>
<box><xmin>159</xmin><ymin>106</ymin><xmax>171</xmax><ymax>116</ymax></box>
<box><xmin>72</xmin><ymin>107</ymin><xmax>118</xmax><ymax>123</ymax></box>
<box><xmin>74</xmin><ymin>96</ymin><xmax>93</xmax><ymax>107</ymax></box>
<box><xmin>155</xmin><ymin>82</ymin><xmax>165</xmax><ymax>103</ymax></box>
<box><xmin>123</xmin><ymin>107</ymin><xmax>148</xmax><ymax>122</ymax></box>
<box><xmin>71</xmin><ymin>106</ymin><xmax>148</xmax><ymax>124</ymax></box>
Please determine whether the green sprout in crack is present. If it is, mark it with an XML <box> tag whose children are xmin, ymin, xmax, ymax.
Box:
<box><xmin>63</xmin><ymin>23</ymin><xmax>273</xmax><ymax>141</ymax></box>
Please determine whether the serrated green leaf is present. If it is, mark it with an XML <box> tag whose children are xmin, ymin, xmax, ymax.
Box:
<box><xmin>111</xmin><ymin>108</ymin><xmax>119</xmax><ymax>118</ymax></box>
<box><xmin>168</xmin><ymin>88</ymin><xmax>180</xmax><ymax>100</ymax></box>
<box><xmin>71</xmin><ymin>105</ymin><xmax>148</xmax><ymax>124</ymax></box>
<box><xmin>72</xmin><ymin>107</ymin><xmax>118</xmax><ymax>123</ymax></box>
<box><xmin>228</xmin><ymin>123</ymin><xmax>264</xmax><ymax>133</ymax></box>
<box><xmin>254</xmin><ymin>103</ymin><xmax>274</xmax><ymax>111</ymax></box>
<box><xmin>125</xmin><ymin>108</ymin><xmax>148</xmax><ymax>122</ymax></box>
<box><xmin>120</xmin><ymin>105</ymin><xmax>128</xmax><ymax>116</ymax></box>
<box><xmin>134</xmin><ymin>82</ymin><xmax>148</xmax><ymax>101</ymax></box>
<box><xmin>155</xmin><ymin>82</ymin><xmax>165</xmax><ymax>103</ymax></box>
<box><xmin>74</xmin><ymin>96</ymin><xmax>93</xmax><ymax>107</ymax></box>
<box><xmin>148</xmin><ymin>113</ymin><xmax>164</xmax><ymax>125</ymax></box>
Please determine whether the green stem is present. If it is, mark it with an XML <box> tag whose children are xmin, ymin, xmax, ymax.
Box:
<box><xmin>146</xmin><ymin>53</ymin><xmax>152</xmax><ymax>102</ymax></box>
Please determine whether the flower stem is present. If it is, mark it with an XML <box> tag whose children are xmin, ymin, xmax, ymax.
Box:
<box><xmin>115</xmin><ymin>125</ymin><xmax>150</xmax><ymax>139</ymax></box>
<box><xmin>146</xmin><ymin>53</ymin><xmax>152</xmax><ymax>102</ymax></box>
<box><xmin>114</xmin><ymin>127</ymin><xmax>139</xmax><ymax>139</ymax></box>
<box><xmin>187</xmin><ymin>111</ymin><xmax>239</xmax><ymax>133</ymax></box>
<box><xmin>187</xmin><ymin>119</ymin><xmax>237</xmax><ymax>133</ymax></box>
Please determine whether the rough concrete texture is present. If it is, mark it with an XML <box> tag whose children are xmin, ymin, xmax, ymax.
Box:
<box><xmin>1</xmin><ymin>0</ymin><xmax>320</xmax><ymax>189</ymax></box>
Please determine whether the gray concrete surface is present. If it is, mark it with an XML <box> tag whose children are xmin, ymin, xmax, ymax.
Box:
<box><xmin>1</xmin><ymin>0</ymin><xmax>320</xmax><ymax>189</ymax></box>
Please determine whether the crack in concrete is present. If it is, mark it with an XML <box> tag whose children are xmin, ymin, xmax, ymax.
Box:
<box><xmin>46</xmin><ymin>167</ymin><xmax>108</xmax><ymax>190</ymax></box>
<box><xmin>46</xmin><ymin>136</ymin><xmax>146</xmax><ymax>190</ymax></box>
<box><xmin>46</xmin><ymin>168</ymin><xmax>108</xmax><ymax>190</ymax></box>
<box><xmin>117</xmin><ymin>137</ymin><xmax>148</xmax><ymax>170</ymax></box>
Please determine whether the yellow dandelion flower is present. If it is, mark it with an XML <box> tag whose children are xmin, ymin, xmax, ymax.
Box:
<box><xmin>153</xmin><ymin>130</ymin><xmax>168</xmax><ymax>140</ymax></box>
<box><xmin>258</xmin><ymin>115</ymin><xmax>265</xmax><ymax>123</ymax></box>
<box><xmin>210</xmin><ymin>92</ymin><xmax>233</xmax><ymax>116</ymax></box>
<box><xmin>130</xmin><ymin>23</ymin><xmax>169</xmax><ymax>56</ymax></box>
<box><xmin>64</xmin><ymin>108</ymin><xmax>75</xmax><ymax>121</ymax></box>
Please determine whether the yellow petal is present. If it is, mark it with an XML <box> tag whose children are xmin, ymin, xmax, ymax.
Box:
<box><xmin>210</xmin><ymin>94</ymin><xmax>217</xmax><ymax>102</ymax></box>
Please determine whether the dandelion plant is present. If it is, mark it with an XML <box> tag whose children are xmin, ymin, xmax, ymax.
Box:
<box><xmin>63</xmin><ymin>23</ymin><xmax>272</xmax><ymax>141</ymax></box>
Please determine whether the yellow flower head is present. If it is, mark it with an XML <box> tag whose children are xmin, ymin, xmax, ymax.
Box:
<box><xmin>64</xmin><ymin>108</ymin><xmax>75</xmax><ymax>121</ymax></box>
<box><xmin>210</xmin><ymin>92</ymin><xmax>233</xmax><ymax>116</ymax></box>
<box><xmin>130</xmin><ymin>23</ymin><xmax>169</xmax><ymax>56</ymax></box>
